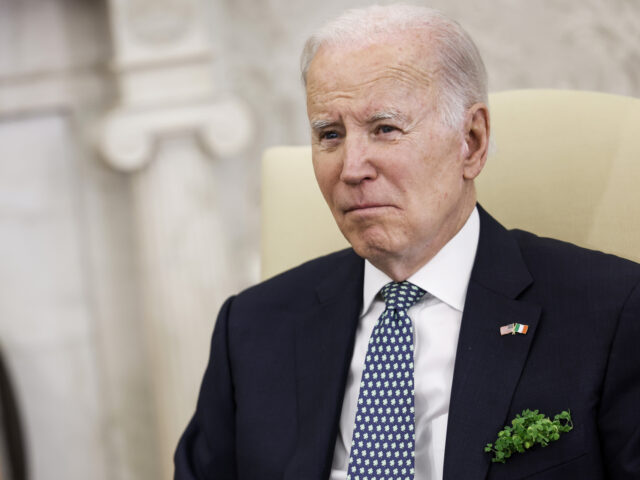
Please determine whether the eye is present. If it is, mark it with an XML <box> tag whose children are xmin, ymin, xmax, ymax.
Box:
<box><xmin>321</xmin><ymin>130</ymin><xmax>340</xmax><ymax>140</ymax></box>
<box><xmin>375</xmin><ymin>124</ymin><xmax>398</xmax><ymax>135</ymax></box>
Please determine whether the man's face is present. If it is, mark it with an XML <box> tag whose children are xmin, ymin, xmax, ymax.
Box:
<box><xmin>306</xmin><ymin>35</ymin><xmax>477</xmax><ymax>278</ymax></box>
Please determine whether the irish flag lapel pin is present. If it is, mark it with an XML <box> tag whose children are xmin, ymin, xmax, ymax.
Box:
<box><xmin>500</xmin><ymin>323</ymin><xmax>529</xmax><ymax>336</ymax></box>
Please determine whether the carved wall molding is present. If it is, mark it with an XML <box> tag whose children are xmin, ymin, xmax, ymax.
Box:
<box><xmin>125</xmin><ymin>0</ymin><xmax>196</xmax><ymax>45</ymax></box>
<box><xmin>109</xmin><ymin>0</ymin><xmax>208</xmax><ymax>66</ymax></box>
<box><xmin>99</xmin><ymin>0</ymin><xmax>252</xmax><ymax>170</ymax></box>
<box><xmin>0</xmin><ymin>72</ymin><xmax>74</xmax><ymax>116</ymax></box>
<box><xmin>99</xmin><ymin>97</ymin><xmax>252</xmax><ymax>171</ymax></box>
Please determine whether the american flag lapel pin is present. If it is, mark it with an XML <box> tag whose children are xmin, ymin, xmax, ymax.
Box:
<box><xmin>500</xmin><ymin>323</ymin><xmax>529</xmax><ymax>335</ymax></box>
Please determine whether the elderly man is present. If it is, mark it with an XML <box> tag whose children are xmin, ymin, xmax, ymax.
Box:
<box><xmin>175</xmin><ymin>5</ymin><xmax>640</xmax><ymax>480</ymax></box>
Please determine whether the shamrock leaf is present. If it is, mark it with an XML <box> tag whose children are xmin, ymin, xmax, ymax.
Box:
<box><xmin>485</xmin><ymin>409</ymin><xmax>573</xmax><ymax>463</ymax></box>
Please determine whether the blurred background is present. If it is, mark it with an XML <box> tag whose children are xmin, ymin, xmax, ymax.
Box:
<box><xmin>0</xmin><ymin>0</ymin><xmax>638</xmax><ymax>479</ymax></box>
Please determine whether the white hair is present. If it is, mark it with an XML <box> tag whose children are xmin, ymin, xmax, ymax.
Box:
<box><xmin>300</xmin><ymin>4</ymin><xmax>488</xmax><ymax>129</ymax></box>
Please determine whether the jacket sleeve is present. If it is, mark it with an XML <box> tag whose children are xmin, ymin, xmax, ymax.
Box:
<box><xmin>174</xmin><ymin>296</ymin><xmax>238</xmax><ymax>480</ymax></box>
<box><xmin>598</xmin><ymin>280</ymin><xmax>640</xmax><ymax>479</ymax></box>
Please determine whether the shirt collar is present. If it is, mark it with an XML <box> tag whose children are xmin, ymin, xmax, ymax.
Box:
<box><xmin>362</xmin><ymin>206</ymin><xmax>480</xmax><ymax>314</ymax></box>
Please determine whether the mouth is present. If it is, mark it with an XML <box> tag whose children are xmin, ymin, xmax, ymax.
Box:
<box><xmin>344</xmin><ymin>203</ymin><xmax>394</xmax><ymax>214</ymax></box>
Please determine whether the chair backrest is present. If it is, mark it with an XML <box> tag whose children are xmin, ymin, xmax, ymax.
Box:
<box><xmin>261</xmin><ymin>89</ymin><xmax>640</xmax><ymax>280</ymax></box>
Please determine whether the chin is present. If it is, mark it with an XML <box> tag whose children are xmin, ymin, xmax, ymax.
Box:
<box><xmin>345</xmin><ymin>229</ymin><xmax>400</xmax><ymax>264</ymax></box>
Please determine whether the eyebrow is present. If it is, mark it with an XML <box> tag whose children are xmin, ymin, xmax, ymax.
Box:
<box><xmin>310</xmin><ymin>119</ymin><xmax>336</xmax><ymax>132</ymax></box>
<box><xmin>310</xmin><ymin>110</ymin><xmax>409</xmax><ymax>133</ymax></box>
<box><xmin>367</xmin><ymin>110</ymin><xmax>408</xmax><ymax>124</ymax></box>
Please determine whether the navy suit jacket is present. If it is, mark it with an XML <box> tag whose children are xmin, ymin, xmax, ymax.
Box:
<box><xmin>175</xmin><ymin>207</ymin><xmax>640</xmax><ymax>479</ymax></box>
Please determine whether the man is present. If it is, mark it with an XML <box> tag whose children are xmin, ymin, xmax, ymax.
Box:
<box><xmin>175</xmin><ymin>5</ymin><xmax>640</xmax><ymax>479</ymax></box>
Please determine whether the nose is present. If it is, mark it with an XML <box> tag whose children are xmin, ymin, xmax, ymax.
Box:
<box><xmin>339</xmin><ymin>135</ymin><xmax>377</xmax><ymax>185</ymax></box>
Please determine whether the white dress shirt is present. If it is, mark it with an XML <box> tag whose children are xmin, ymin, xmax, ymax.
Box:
<box><xmin>329</xmin><ymin>207</ymin><xmax>480</xmax><ymax>480</ymax></box>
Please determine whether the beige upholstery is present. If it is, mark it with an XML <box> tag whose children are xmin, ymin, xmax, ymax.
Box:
<box><xmin>261</xmin><ymin>89</ymin><xmax>640</xmax><ymax>280</ymax></box>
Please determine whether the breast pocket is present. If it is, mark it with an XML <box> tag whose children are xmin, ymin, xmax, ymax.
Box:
<box><xmin>487</xmin><ymin>419</ymin><xmax>587</xmax><ymax>480</ymax></box>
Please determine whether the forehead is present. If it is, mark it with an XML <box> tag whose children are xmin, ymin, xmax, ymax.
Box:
<box><xmin>306</xmin><ymin>33</ymin><xmax>437</xmax><ymax>108</ymax></box>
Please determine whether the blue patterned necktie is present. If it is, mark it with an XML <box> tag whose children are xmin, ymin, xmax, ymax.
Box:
<box><xmin>347</xmin><ymin>281</ymin><xmax>426</xmax><ymax>480</ymax></box>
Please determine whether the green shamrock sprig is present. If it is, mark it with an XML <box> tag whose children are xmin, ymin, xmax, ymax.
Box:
<box><xmin>484</xmin><ymin>409</ymin><xmax>573</xmax><ymax>463</ymax></box>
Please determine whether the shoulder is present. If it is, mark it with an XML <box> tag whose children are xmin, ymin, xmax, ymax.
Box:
<box><xmin>511</xmin><ymin>228</ymin><xmax>640</xmax><ymax>301</ymax></box>
<box><xmin>230</xmin><ymin>247</ymin><xmax>362</xmax><ymax>313</ymax></box>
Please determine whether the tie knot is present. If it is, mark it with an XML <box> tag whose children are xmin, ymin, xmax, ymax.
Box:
<box><xmin>380</xmin><ymin>281</ymin><xmax>425</xmax><ymax>312</ymax></box>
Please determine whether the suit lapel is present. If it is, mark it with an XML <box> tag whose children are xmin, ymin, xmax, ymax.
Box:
<box><xmin>284</xmin><ymin>250</ymin><xmax>364</xmax><ymax>480</ymax></box>
<box><xmin>443</xmin><ymin>206</ymin><xmax>542</xmax><ymax>480</ymax></box>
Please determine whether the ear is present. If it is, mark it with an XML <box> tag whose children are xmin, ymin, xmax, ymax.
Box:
<box><xmin>461</xmin><ymin>103</ymin><xmax>490</xmax><ymax>180</ymax></box>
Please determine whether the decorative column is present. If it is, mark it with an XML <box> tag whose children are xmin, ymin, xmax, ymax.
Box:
<box><xmin>98</xmin><ymin>1</ymin><xmax>252</xmax><ymax>478</ymax></box>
